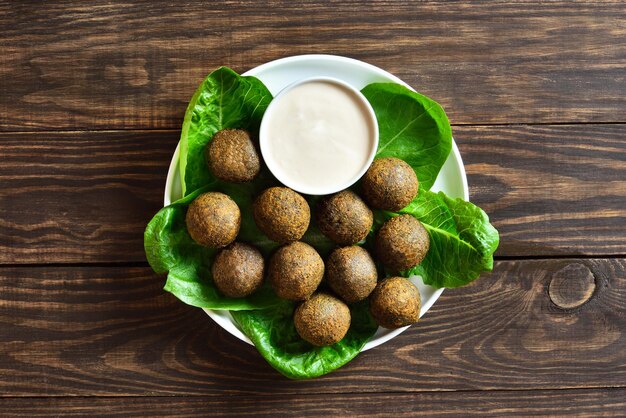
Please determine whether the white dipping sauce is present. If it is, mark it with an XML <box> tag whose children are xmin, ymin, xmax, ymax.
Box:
<box><xmin>260</xmin><ymin>78</ymin><xmax>378</xmax><ymax>195</ymax></box>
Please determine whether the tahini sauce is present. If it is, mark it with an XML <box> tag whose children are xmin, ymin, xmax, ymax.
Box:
<box><xmin>262</xmin><ymin>80</ymin><xmax>376</xmax><ymax>194</ymax></box>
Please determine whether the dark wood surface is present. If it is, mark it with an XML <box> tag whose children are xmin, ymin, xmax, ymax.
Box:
<box><xmin>2</xmin><ymin>1</ymin><xmax>626</xmax><ymax>130</ymax></box>
<box><xmin>1</xmin><ymin>388</ymin><xmax>625</xmax><ymax>417</ymax></box>
<box><xmin>0</xmin><ymin>259</ymin><xmax>624</xmax><ymax>396</ymax></box>
<box><xmin>1</xmin><ymin>1</ymin><xmax>624</xmax><ymax>416</ymax></box>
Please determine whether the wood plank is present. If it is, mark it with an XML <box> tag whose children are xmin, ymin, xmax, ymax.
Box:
<box><xmin>1</xmin><ymin>1</ymin><xmax>625</xmax><ymax>130</ymax></box>
<box><xmin>1</xmin><ymin>124</ymin><xmax>624</xmax><ymax>263</ymax></box>
<box><xmin>1</xmin><ymin>388</ymin><xmax>625</xmax><ymax>417</ymax></box>
<box><xmin>0</xmin><ymin>131</ymin><xmax>178</xmax><ymax>263</ymax></box>
<box><xmin>458</xmin><ymin>124</ymin><xmax>626</xmax><ymax>256</ymax></box>
<box><xmin>0</xmin><ymin>258</ymin><xmax>623</xmax><ymax>396</ymax></box>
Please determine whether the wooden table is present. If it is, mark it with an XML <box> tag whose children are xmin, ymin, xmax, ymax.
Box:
<box><xmin>1</xmin><ymin>1</ymin><xmax>625</xmax><ymax>416</ymax></box>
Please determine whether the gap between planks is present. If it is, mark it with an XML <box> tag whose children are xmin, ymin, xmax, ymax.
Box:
<box><xmin>0</xmin><ymin>385</ymin><xmax>625</xmax><ymax>399</ymax></box>
<box><xmin>0</xmin><ymin>121</ymin><xmax>626</xmax><ymax>135</ymax></box>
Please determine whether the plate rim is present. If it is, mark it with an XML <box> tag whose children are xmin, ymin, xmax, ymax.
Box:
<box><xmin>163</xmin><ymin>54</ymin><xmax>469</xmax><ymax>351</ymax></box>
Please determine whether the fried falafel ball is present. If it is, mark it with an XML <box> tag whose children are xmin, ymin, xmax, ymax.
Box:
<box><xmin>294</xmin><ymin>292</ymin><xmax>351</xmax><ymax>346</ymax></box>
<box><xmin>212</xmin><ymin>242</ymin><xmax>265</xmax><ymax>297</ymax></box>
<box><xmin>375</xmin><ymin>214</ymin><xmax>429</xmax><ymax>272</ymax></box>
<box><xmin>253</xmin><ymin>187</ymin><xmax>310</xmax><ymax>243</ymax></box>
<box><xmin>268</xmin><ymin>241</ymin><xmax>324</xmax><ymax>301</ymax></box>
<box><xmin>185</xmin><ymin>192</ymin><xmax>240</xmax><ymax>248</ymax></box>
<box><xmin>362</xmin><ymin>157</ymin><xmax>418</xmax><ymax>211</ymax></box>
<box><xmin>326</xmin><ymin>246</ymin><xmax>378</xmax><ymax>303</ymax></box>
<box><xmin>206</xmin><ymin>129</ymin><xmax>260</xmax><ymax>182</ymax></box>
<box><xmin>316</xmin><ymin>190</ymin><xmax>373</xmax><ymax>245</ymax></box>
<box><xmin>369</xmin><ymin>277</ymin><xmax>421</xmax><ymax>329</ymax></box>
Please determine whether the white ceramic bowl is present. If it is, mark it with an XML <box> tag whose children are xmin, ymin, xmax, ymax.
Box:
<box><xmin>259</xmin><ymin>76</ymin><xmax>379</xmax><ymax>195</ymax></box>
<box><xmin>164</xmin><ymin>54</ymin><xmax>469</xmax><ymax>351</ymax></box>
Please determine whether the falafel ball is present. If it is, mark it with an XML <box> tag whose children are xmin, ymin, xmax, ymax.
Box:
<box><xmin>268</xmin><ymin>241</ymin><xmax>324</xmax><ymax>300</ymax></box>
<box><xmin>362</xmin><ymin>157</ymin><xmax>418</xmax><ymax>211</ymax></box>
<box><xmin>294</xmin><ymin>292</ymin><xmax>351</xmax><ymax>346</ymax></box>
<box><xmin>369</xmin><ymin>277</ymin><xmax>421</xmax><ymax>329</ymax></box>
<box><xmin>185</xmin><ymin>192</ymin><xmax>240</xmax><ymax>248</ymax></box>
<box><xmin>316</xmin><ymin>190</ymin><xmax>373</xmax><ymax>245</ymax></box>
<box><xmin>375</xmin><ymin>214</ymin><xmax>430</xmax><ymax>272</ymax></box>
<box><xmin>326</xmin><ymin>246</ymin><xmax>378</xmax><ymax>303</ymax></box>
<box><xmin>253</xmin><ymin>187</ymin><xmax>310</xmax><ymax>243</ymax></box>
<box><xmin>212</xmin><ymin>242</ymin><xmax>264</xmax><ymax>297</ymax></box>
<box><xmin>206</xmin><ymin>129</ymin><xmax>260</xmax><ymax>182</ymax></box>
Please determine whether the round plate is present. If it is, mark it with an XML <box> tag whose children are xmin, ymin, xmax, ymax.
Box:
<box><xmin>164</xmin><ymin>54</ymin><xmax>469</xmax><ymax>351</ymax></box>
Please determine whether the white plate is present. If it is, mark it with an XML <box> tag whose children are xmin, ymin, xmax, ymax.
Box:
<box><xmin>164</xmin><ymin>54</ymin><xmax>469</xmax><ymax>351</ymax></box>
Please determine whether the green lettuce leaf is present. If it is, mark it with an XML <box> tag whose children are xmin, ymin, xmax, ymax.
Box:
<box><xmin>231</xmin><ymin>299</ymin><xmax>377</xmax><ymax>379</ymax></box>
<box><xmin>374</xmin><ymin>189</ymin><xmax>499</xmax><ymax>288</ymax></box>
<box><xmin>144</xmin><ymin>184</ymin><xmax>281</xmax><ymax>310</ymax></box>
<box><xmin>362</xmin><ymin>83</ymin><xmax>452</xmax><ymax>191</ymax></box>
<box><xmin>179</xmin><ymin>67</ymin><xmax>272</xmax><ymax>195</ymax></box>
<box><xmin>144</xmin><ymin>171</ymin><xmax>334</xmax><ymax>310</ymax></box>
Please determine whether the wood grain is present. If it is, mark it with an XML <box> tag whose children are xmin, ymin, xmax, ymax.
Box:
<box><xmin>459</xmin><ymin>124</ymin><xmax>626</xmax><ymax>256</ymax></box>
<box><xmin>1</xmin><ymin>1</ymin><xmax>625</xmax><ymax>130</ymax></box>
<box><xmin>0</xmin><ymin>258</ymin><xmax>623</xmax><ymax>396</ymax></box>
<box><xmin>1</xmin><ymin>124</ymin><xmax>624</xmax><ymax>264</ymax></box>
<box><xmin>0</xmin><ymin>131</ymin><xmax>178</xmax><ymax>264</ymax></box>
<box><xmin>1</xmin><ymin>389</ymin><xmax>625</xmax><ymax>417</ymax></box>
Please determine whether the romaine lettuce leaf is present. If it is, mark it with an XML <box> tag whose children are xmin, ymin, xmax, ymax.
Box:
<box><xmin>361</xmin><ymin>83</ymin><xmax>452</xmax><ymax>191</ymax></box>
<box><xmin>374</xmin><ymin>189</ymin><xmax>499</xmax><ymax>288</ymax></box>
<box><xmin>144</xmin><ymin>184</ymin><xmax>282</xmax><ymax>310</ymax></box>
<box><xmin>144</xmin><ymin>174</ymin><xmax>335</xmax><ymax>310</ymax></box>
<box><xmin>231</xmin><ymin>299</ymin><xmax>377</xmax><ymax>379</ymax></box>
<box><xmin>179</xmin><ymin>67</ymin><xmax>272</xmax><ymax>195</ymax></box>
